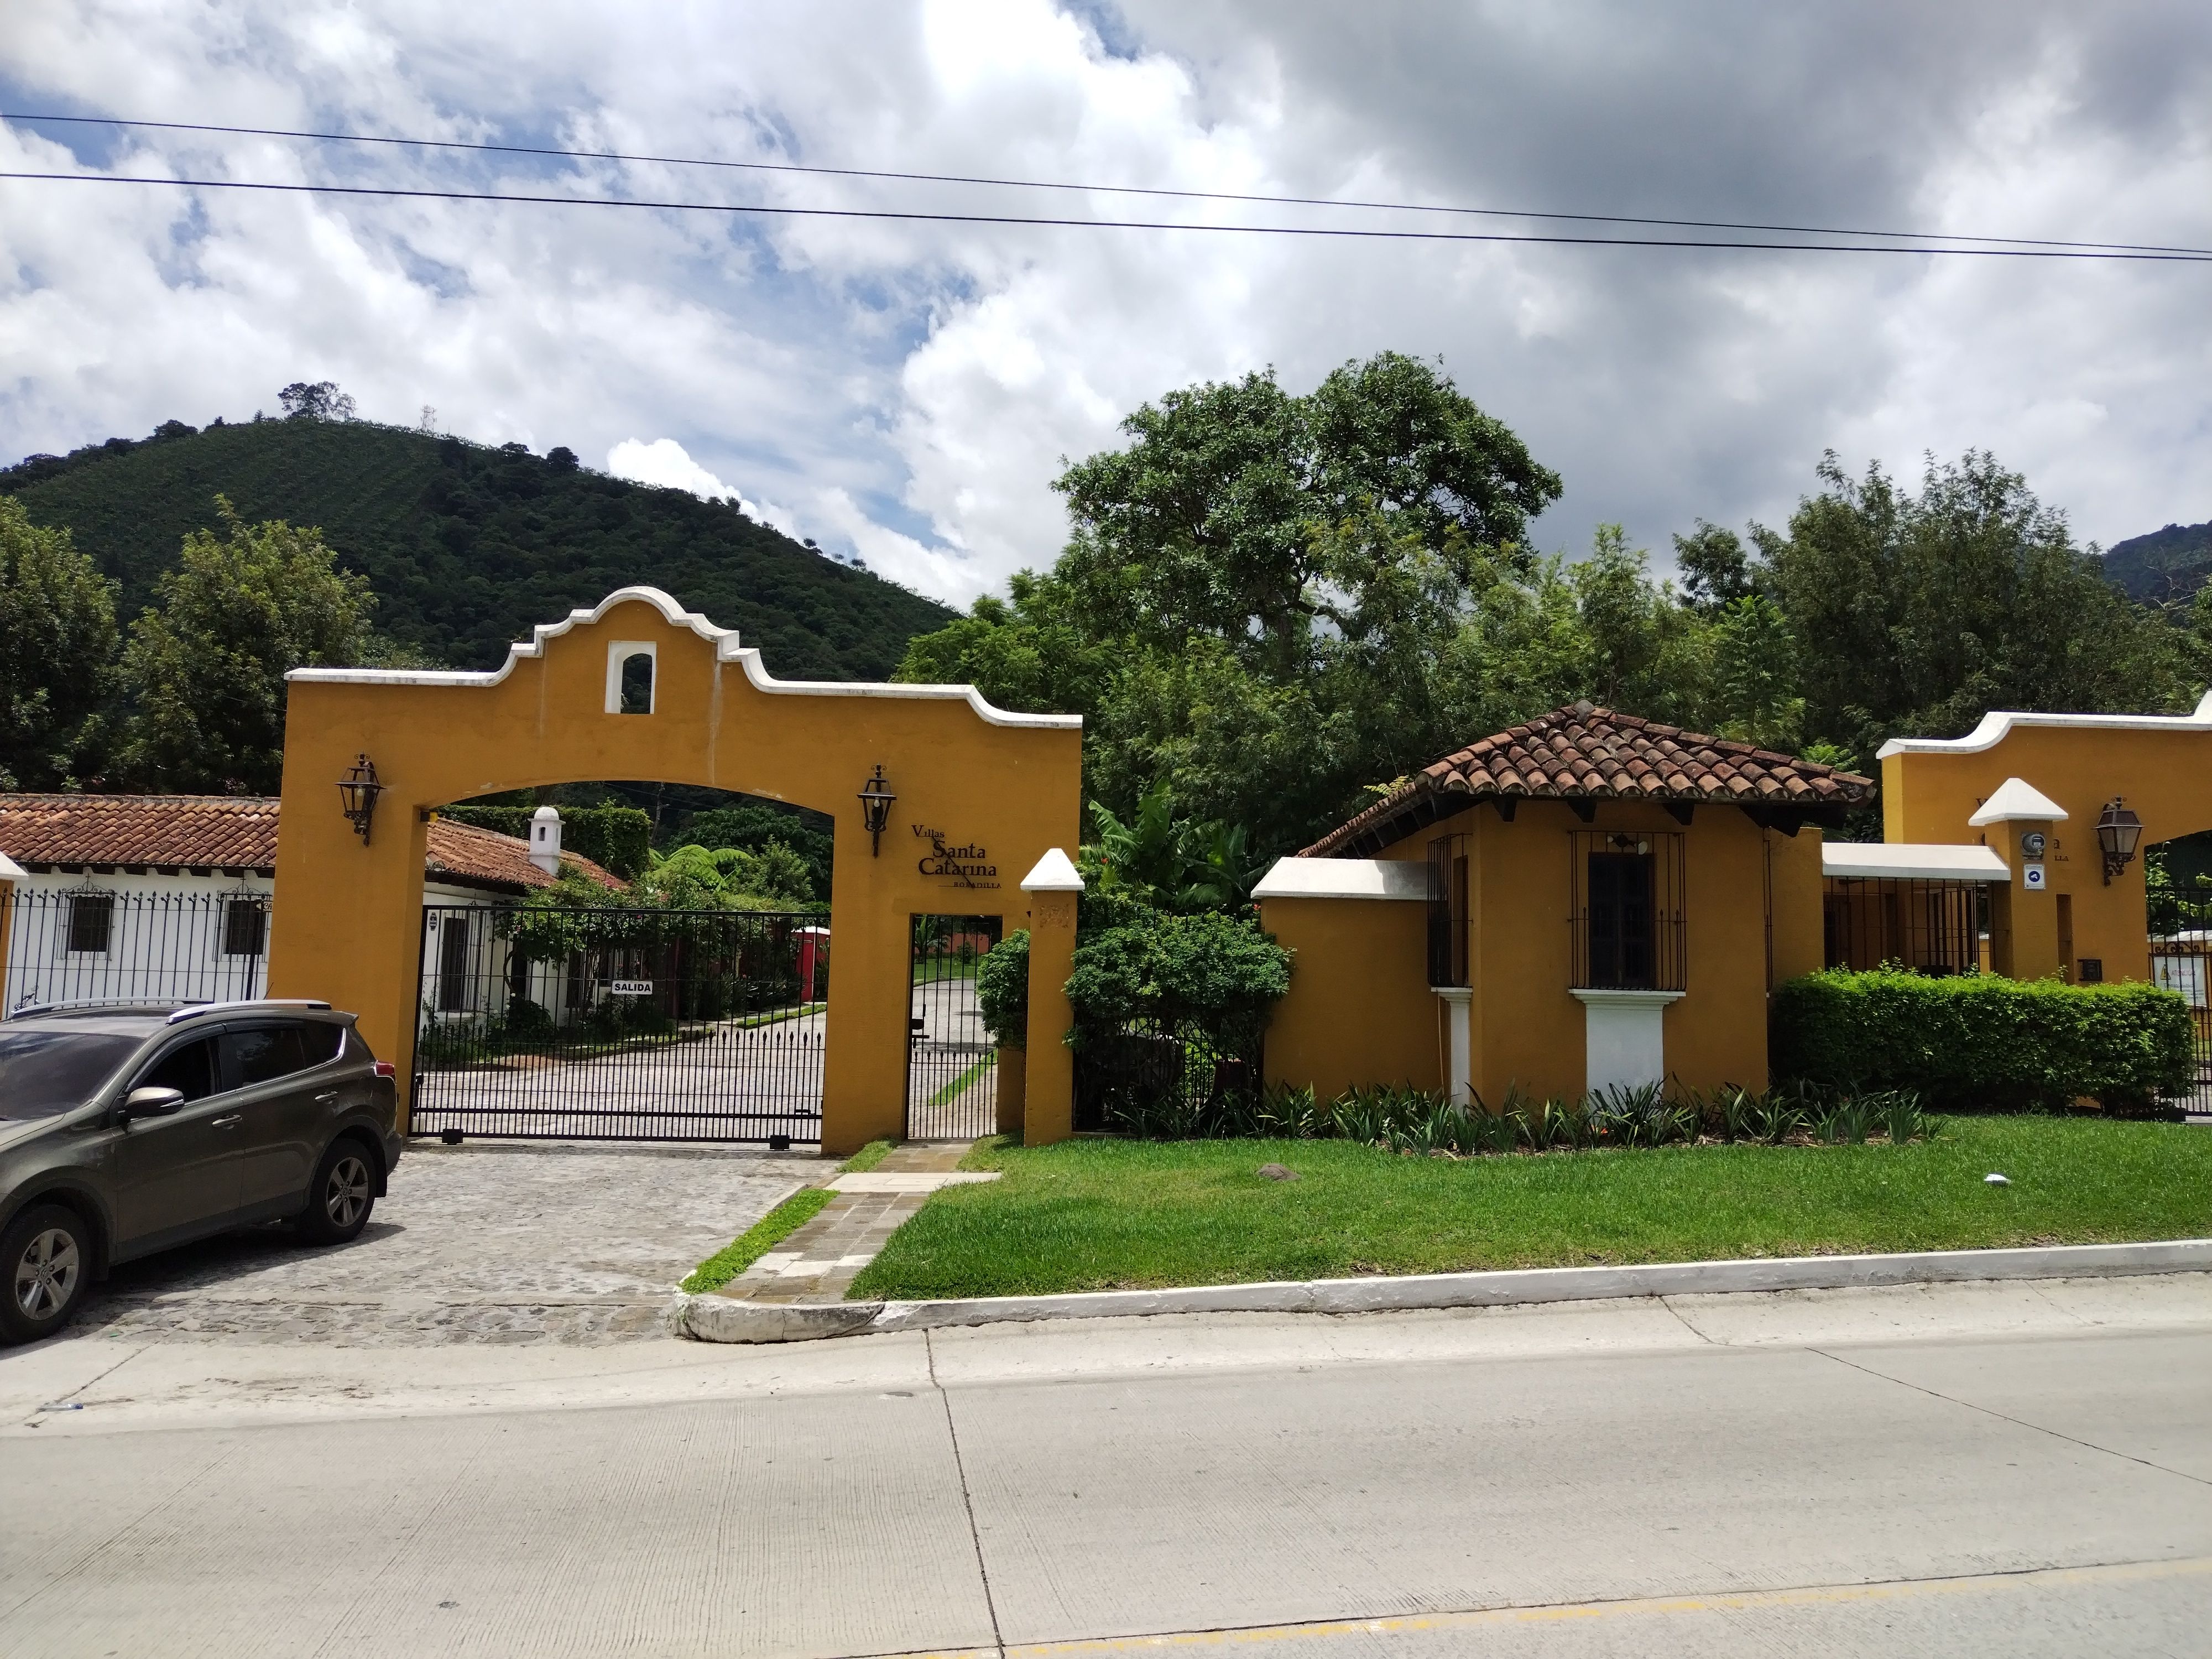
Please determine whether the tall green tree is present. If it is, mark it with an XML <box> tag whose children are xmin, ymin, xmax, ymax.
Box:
<box><xmin>115</xmin><ymin>498</ymin><xmax>382</xmax><ymax>794</ymax></box>
<box><xmin>1751</xmin><ymin>450</ymin><xmax>2182</xmax><ymax>759</ymax></box>
<box><xmin>0</xmin><ymin>497</ymin><xmax>118</xmax><ymax>790</ymax></box>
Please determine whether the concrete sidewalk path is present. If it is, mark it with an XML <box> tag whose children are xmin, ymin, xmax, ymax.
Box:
<box><xmin>3</xmin><ymin>1275</ymin><xmax>2210</xmax><ymax>1658</ymax></box>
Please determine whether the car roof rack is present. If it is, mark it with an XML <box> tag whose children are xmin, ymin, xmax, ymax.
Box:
<box><xmin>4</xmin><ymin>997</ymin><xmax>199</xmax><ymax>1021</ymax></box>
<box><xmin>166</xmin><ymin>999</ymin><xmax>334</xmax><ymax>1024</ymax></box>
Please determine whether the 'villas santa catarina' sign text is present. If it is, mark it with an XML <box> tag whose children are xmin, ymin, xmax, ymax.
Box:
<box><xmin>913</xmin><ymin>823</ymin><xmax>1000</xmax><ymax>889</ymax></box>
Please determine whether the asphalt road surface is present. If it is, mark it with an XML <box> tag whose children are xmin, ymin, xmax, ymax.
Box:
<box><xmin>4</xmin><ymin>1276</ymin><xmax>2210</xmax><ymax>1657</ymax></box>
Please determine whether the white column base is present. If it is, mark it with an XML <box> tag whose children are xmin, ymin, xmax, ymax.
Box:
<box><xmin>1571</xmin><ymin>989</ymin><xmax>1684</xmax><ymax>1094</ymax></box>
<box><xmin>1432</xmin><ymin>986</ymin><xmax>1473</xmax><ymax>1105</ymax></box>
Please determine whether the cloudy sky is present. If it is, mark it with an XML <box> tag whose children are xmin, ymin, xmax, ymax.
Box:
<box><xmin>2</xmin><ymin>1</ymin><xmax>2207</xmax><ymax>606</ymax></box>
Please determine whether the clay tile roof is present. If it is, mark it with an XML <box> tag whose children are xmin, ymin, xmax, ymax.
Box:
<box><xmin>1301</xmin><ymin>702</ymin><xmax>1876</xmax><ymax>858</ymax></box>
<box><xmin>425</xmin><ymin>818</ymin><xmax>624</xmax><ymax>894</ymax></box>
<box><xmin>0</xmin><ymin>794</ymin><xmax>282</xmax><ymax>870</ymax></box>
<box><xmin>0</xmin><ymin>794</ymin><xmax>623</xmax><ymax>894</ymax></box>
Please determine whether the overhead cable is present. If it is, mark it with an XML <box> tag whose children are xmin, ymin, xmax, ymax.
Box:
<box><xmin>4</xmin><ymin>109</ymin><xmax>2204</xmax><ymax>260</ymax></box>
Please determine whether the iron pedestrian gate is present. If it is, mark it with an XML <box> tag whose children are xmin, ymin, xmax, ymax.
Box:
<box><xmin>906</xmin><ymin>914</ymin><xmax>1002</xmax><ymax>1140</ymax></box>
<box><xmin>2151</xmin><ymin>935</ymin><xmax>2212</xmax><ymax>1115</ymax></box>
<box><xmin>410</xmin><ymin>903</ymin><xmax>828</xmax><ymax>1143</ymax></box>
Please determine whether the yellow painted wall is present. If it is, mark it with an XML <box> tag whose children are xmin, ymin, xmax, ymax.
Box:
<box><xmin>1884</xmin><ymin>718</ymin><xmax>2212</xmax><ymax>984</ymax></box>
<box><xmin>269</xmin><ymin>589</ymin><xmax>1082</xmax><ymax>1152</ymax></box>
<box><xmin>1262</xmin><ymin>797</ymin><xmax>1793</xmax><ymax>1105</ymax></box>
<box><xmin>1259</xmin><ymin>896</ymin><xmax>1441</xmax><ymax>1098</ymax></box>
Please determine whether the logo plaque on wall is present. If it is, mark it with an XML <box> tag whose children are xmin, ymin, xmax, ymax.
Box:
<box><xmin>912</xmin><ymin>824</ymin><xmax>1001</xmax><ymax>890</ymax></box>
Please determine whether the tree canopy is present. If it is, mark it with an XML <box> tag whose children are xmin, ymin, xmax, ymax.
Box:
<box><xmin>0</xmin><ymin>497</ymin><xmax>117</xmax><ymax>790</ymax></box>
<box><xmin>900</xmin><ymin>358</ymin><xmax>2199</xmax><ymax>860</ymax></box>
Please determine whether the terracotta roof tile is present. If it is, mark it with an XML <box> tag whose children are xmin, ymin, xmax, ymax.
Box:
<box><xmin>0</xmin><ymin>794</ymin><xmax>622</xmax><ymax>893</ymax></box>
<box><xmin>1302</xmin><ymin>702</ymin><xmax>1875</xmax><ymax>857</ymax></box>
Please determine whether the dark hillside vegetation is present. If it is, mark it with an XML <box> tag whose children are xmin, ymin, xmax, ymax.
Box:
<box><xmin>2</xmin><ymin>417</ymin><xmax>955</xmax><ymax>677</ymax></box>
<box><xmin>2101</xmin><ymin>520</ymin><xmax>2212</xmax><ymax>604</ymax></box>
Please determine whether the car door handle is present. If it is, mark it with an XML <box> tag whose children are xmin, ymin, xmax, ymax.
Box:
<box><xmin>316</xmin><ymin>1091</ymin><xmax>340</xmax><ymax>1104</ymax></box>
<box><xmin>211</xmin><ymin>1114</ymin><xmax>243</xmax><ymax>1129</ymax></box>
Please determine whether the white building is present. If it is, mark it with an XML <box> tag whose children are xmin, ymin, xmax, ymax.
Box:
<box><xmin>0</xmin><ymin>795</ymin><xmax>622</xmax><ymax>1014</ymax></box>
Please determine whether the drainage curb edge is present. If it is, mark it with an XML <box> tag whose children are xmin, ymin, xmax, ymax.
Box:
<box><xmin>668</xmin><ymin>1237</ymin><xmax>2212</xmax><ymax>1344</ymax></box>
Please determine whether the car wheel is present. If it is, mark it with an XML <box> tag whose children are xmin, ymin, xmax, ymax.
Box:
<box><xmin>297</xmin><ymin>1140</ymin><xmax>377</xmax><ymax>1245</ymax></box>
<box><xmin>2</xmin><ymin>1204</ymin><xmax>91</xmax><ymax>1345</ymax></box>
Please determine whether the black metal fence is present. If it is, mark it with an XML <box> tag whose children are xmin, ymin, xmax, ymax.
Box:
<box><xmin>906</xmin><ymin>914</ymin><xmax>1001</xmax><ymax>1140</ymax></box>
<box><xmin>1072</xmin><ymin>1017</ymin><xmax>1264</xmax><ymax>1135</ymax></box>
<box><xmin>410</xmin><ymin>903</ymin><xmax>828</xmax><ymax>1143</ymax></box>
<box><xmin>3</xmin><ymin>888</ymin><xmax>271</xmax><ymax>1013</ymax></box>
<box><xmin>1822</xmin><ymin>878</ymin><xmax>1984</xmax><ymax>974</ymax></box>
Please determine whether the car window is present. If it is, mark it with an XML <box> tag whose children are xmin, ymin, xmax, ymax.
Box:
<box><xmin>138</xmin><ymin>1037</ymin><xmax>218</xmax><ymax>1104</ymax></box>
<box><xmin>298</xmin><ymin>1022</ymin><xmax>343</xmax><ymax>1067</ymax></box>
<box><xmin>0</xmin><ymin>1030</ymin><xmax>143</xmax><ymax>1120</ymax></box>
<box><xmin>223</xmin><ymin>1023</ymin><xmax>331</xmax><ymax>1087</ymax></box>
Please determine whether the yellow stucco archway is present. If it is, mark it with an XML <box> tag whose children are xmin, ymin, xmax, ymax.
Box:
<box><xmin>268</xmin><ymin>587</ymin><xmax>1083</xmax><ymax>1154</ymax></box>
<box><xmin>1881</xmin><ymin>691</ymin><xmax>2212</xmax><ymax>985</ymax></box>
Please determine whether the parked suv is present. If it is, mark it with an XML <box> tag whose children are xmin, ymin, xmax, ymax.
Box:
<box><xmin>0</xmin><ymin>999</ymin><xmax>401</xmax><ymax>1344</ymax></box>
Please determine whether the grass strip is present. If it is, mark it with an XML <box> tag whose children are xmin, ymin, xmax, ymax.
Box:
<box><xmin>840</xmin><ymin>1139</ymin><xmax>894</xmax><ymax>1173</ymax></box>
<box><xmin>848</xmin><ymin>1117</ymin><xmax>2212</xmax><ymax>1301</ymax></box>
<box><xmin>681</xmin><ymin>1187</ymin><xmax>836</xmax><ymax>1293</ymax></box>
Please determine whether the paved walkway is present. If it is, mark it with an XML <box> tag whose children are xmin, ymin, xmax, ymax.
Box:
<box><xmin>61</xmin><ymin>1141</ymin><xmax>801</xmax><ymax>1345</ymax></box>
<box><xmin>721</xmin><ymin>1140</ymin><xmax>979</xmax><ymax>1305</ymax></box>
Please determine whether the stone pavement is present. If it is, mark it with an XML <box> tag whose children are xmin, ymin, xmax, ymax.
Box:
<box><xmin>721</xmin><ymin>1139</ymin><xmax>981</xmax><ymax>1305</ymax></box>
<box><xmin>60</xmin><ymin>1141</ymin><xmax>801</xmax><ymax>1346</ymax></box>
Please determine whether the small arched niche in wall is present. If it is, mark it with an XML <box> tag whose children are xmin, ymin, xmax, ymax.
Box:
<box><xmin>604</xmin><ymin>641</ymin><xmax>658</xmax><ymax>714</ymax></box>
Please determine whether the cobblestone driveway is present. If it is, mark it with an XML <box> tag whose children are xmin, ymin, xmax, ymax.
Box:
<box><xmin>60</xmin><ymin>1142</ymin><xmax>804</xmax><ymax>1347</ymax></box>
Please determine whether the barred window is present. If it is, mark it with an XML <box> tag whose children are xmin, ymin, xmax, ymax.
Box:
<box><xmin>223</xmin><ymin>899</ymin><xmax>268</xmax><ymax>958</ymax></box>
<box><xmin>66</xmin><ymin>894</ymin><xmax>115</xmax><ymax>956</ymax></box>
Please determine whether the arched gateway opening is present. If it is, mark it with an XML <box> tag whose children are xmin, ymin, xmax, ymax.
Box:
<box><xmin>268</xmin><ymin>588</ymin><xmax>1083</xmax><ymax>1154</ymax></box>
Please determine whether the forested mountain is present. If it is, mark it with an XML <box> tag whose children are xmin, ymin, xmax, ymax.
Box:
<box><xmin>1</xmin><ymin>416</ymin><xmax>954</xmax><ymax>678</ymax></box>
<box><xmin>2102</xmin><ymin>520</ymin><xmax>2212</xmax><ymax>604</ymax></box>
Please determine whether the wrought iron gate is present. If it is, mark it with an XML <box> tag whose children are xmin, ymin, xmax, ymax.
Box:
<box><xmin>2150</xmin><ymin>935</ymin><xmax>2212</xmax><ymax>1116</ymax></box>
<box><xmin>906</xmin><ymin>914</ymin><xmax>1001</xmax><ymax>1140</ymax></box>
<box><xmin>410</xmin><ymin>903</ymin><xmax>828</xmax><ymax>1143</ymax></box>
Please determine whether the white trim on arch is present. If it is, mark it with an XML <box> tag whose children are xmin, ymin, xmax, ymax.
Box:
<box><xmin>1875</xmin><ymin>687</ymin><xmax>2212</xmax><ymax>761</ymax></box>
<box><xmin>604</xmin><ymin>640</ymin><xmax>657</xmax><ymax>714</ymax></box>
<box><xmin>284</xmin><ymin>585</ymin><xmax>1083</xmax><ymax>731</ymax></box>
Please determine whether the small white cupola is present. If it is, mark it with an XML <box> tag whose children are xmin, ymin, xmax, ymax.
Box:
<box><xmin>529</xmin><ymin>806</ymin><xmax>564</xmax><ymax>877</ymax></box>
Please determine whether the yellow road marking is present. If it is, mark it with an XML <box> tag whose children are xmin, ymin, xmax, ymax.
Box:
<box><xmin>867</xmin><ymin>1554</ymin><xmax>2212</xmax><ymax>1658</ymax></box>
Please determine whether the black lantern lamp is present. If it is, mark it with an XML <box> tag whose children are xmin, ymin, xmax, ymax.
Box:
<box><xmin>857</xmin><ymin>765</ymin><xmax>896</xmax><ymax>857</ymax></box>
<box><xmin>336</xmin><ymin>753</ymin><xmax>386</xmax><ymax>846</ymax></box>
<box><xmin>2095</xmin><ymin>798</ymin><xmax>2143</xmax><ymax>884</ymax></box>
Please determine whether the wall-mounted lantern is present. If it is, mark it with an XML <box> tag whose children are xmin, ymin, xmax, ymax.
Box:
<box><xmin>336</xmin><ymin>753</ymin><xmax>386</xmax><ymax>846</ymax></box>
<box><xmin>2095</xmin><ymin>798</ymin><xmax>2143</xmax><ymax>885</ymax></box>
<box><xmin>857</xmin><ymin>765</ymin><xmax>896</xmax><ymax>857</ymax></box>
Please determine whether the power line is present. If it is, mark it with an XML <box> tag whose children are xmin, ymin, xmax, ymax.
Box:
<box><xmin>6</xmin><ymin>109</ymin><xmax>2206</xmax><ymax>260</ymax></box>
<box><xmin>4</xmin><ymin>169</ymin><xmax>2210</xmax><ymax>261</ymax></box>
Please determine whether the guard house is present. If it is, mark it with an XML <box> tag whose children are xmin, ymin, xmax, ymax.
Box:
<box><xmin>1256</xmin><ymin>703</ymin><xmax>1876</xmax><ymax>1105</ymax></box>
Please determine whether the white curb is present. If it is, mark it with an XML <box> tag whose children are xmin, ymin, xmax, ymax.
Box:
<box><xmin>669</xmin><ymin>1237</ymin><xmax>2212</xmax><ymax>1344</ymax></box>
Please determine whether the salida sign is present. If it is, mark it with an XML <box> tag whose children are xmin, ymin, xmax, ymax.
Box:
<box><xmin>912</xmin><ymin>823</ymin><xmax>999</xmax><ymax>889</ymax></box>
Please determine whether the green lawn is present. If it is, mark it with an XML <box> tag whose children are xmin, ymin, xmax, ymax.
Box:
<box><xmin>847</xmin><ymin>1118</ymin><xmax>2212</xmax><ymax>1301</ymax></box>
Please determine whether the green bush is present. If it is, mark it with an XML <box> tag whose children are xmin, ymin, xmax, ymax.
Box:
<box><xmin>1063</xmin><ymin>909</ymin><xmax>1292</xmax><ymax>1057</ymax></box>
<box><xmin>975</xmin><ymin>928</ymin><xmax>1030</xmax><ymax>1047</ymax></box>
<box><xmin>440</xmin><ymin>804</ymin><xmax>653</xmax><ymax>880</ymax></box>
<box><xmin>1770</xmin><ymin>967</ymin><xmax>2193</xmax><ymax>1115</ymax></box>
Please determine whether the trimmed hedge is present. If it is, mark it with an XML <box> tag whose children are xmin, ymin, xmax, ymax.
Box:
<box><xmin>439</xmin><ymin>804</ymin><xmax>652</xmax><ymax>880</ymax></box>
<box><xmin>975</xmin><ymin>927</ymin><xmax>1030</xmax><ymax>1048</ymax></box>
<box><xmin>1771</xmin><ymin>967</ymin><xmax>2193</xmax><ymax>1114</ymax></box>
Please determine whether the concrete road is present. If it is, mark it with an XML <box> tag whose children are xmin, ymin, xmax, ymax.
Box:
<box><xmin>4</xmin><ymin>1276</ymin><xmax>2211</xmax><ymax>1657</ymax></box>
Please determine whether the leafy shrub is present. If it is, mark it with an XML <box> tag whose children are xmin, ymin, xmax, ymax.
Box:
<box><xmin>1064</xmin><ymin>909</ymin><xmax>1292</xmax><ymax>1053</ymax></box>
<box><xmin>1771</xmin><ymin>968</ymin><xmax>2193</xmax><ymax>1114</ymax></box>
<box><xmin>975</xmin><ymin>928</ymin><xmax>1030</xmax><ymax>1047</ymax></box>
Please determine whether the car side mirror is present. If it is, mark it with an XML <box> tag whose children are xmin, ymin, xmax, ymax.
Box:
<box><xmin>122</xmin><ymin>1086</ymin><xmax>186</xmax><ymax>1120</ymax></box>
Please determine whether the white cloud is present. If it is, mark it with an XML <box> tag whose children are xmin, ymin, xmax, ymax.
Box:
<box><xmin>2</xmin><ymin>0</ymin><xmax>2208</xmax><ymax>633</ymax></box>
<box><xmin>606</xmin><ymin>437</ymin><xmax>739</xmax><ymax>502</ymax></box>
